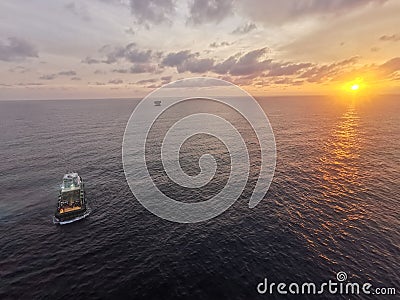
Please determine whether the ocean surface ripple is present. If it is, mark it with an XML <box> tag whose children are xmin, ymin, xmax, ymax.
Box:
<box><xmin>0</xmin><ymin>97</ymin><xmax>399</xmax><ymax>299</ymax></box>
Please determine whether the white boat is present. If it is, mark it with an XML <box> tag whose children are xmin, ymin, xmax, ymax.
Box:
<box><xmin>53</xmin><ymin>173</ymin><xmax>90</xmax><ymax>225</ymax></box>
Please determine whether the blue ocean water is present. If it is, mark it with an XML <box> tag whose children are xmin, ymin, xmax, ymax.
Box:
<box><xmin>0</xmin><ymin>96</ymin><xmax>398</xmax><ymax>299</ymax></box>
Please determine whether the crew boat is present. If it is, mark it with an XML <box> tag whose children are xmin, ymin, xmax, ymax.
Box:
<box><xmin>53</xmin><ymin>173</ymin><xmax>90</xmax><ymax>225</ymax></box>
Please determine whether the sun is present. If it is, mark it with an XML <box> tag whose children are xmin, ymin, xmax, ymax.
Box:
<box><xmin>340</xmin><ymin>78</ymin><xmax>366</xmax><ymax>94</ymax></box>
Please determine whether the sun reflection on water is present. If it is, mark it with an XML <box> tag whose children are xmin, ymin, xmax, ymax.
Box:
<box><xmin>301</xmin><ymin>102</ymin><xmax>370</xmax><ymax>263</ymax></box>
<box><xmin>320</xmin><ymin>103</ymin><xmax>362</xmax><ymax>188</ymax></box>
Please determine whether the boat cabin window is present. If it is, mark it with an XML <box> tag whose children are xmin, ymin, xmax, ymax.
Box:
<box><xmin>63</xmin><ymin>175</ymin><xmax>79</xmax><ymax>188</ymax></box>
<box><xmin>63</xmin><ymin>178</ymin><xmax>73</xmax><ymax>188</ymax></box>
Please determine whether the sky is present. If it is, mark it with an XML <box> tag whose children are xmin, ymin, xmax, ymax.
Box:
<box><xmin>0</xmin><ymin>0</ymin><xmax>399</xmax><ymax>100</ymax></box>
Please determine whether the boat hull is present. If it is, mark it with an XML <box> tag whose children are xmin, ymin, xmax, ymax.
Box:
<box><xmin>53</xmin><ymin>208</ymin><xmax>90</xmax><ymax>225</ymax></box>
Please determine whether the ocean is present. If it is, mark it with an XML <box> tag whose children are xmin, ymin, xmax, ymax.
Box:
<box><xmin>0</xmin><ymin>96</ymin><xmax>398</xmax><ymax>299</ymax></box>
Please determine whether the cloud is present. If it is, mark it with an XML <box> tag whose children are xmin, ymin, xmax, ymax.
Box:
<box><xmin>164</xmin><ymin>78</ymin><xmax>230</xmax><ymax>88</ymax></box>
<box><xmin>299</xmin><ymin>56</ymin><xmax>359</xmax><ymax>82</ymax></box>
<box><xmin>161</xmin><ymin>75</ymin><xmax>172</xmax><ymax>81</ymax></box>
<box><xmin>136</xmin><ymin>78</ymin><xmax>157</xmax><ymax>84</ymax></box>
<box><xmin>221</xmin><ymin>75</ymin><xmax>253</xmax><ymax>86</ymax></box>
<box><xmin>112</xmin><ymin>68</ymin><xmax>129</xmax><ymax>74</ymax></box>
<box><xmin>8</xmin><ymin>66</ymin><xmax>30</xmax><ymax>73</ymax></box>
<box><xmin>103</xmin><ymin>43</ymin><xmax>152</xmax><ymax>64</ymax></box>
<box><xmin>83</xmin><ymin>43</ymin><xmax>154</xmax><ymax>65</ymax></box>
<box><xmin>58</xmin><ymin>70</ymin><xmax>77</xmax><ymax>76</ymax></box>
<box><xmin>209</xmin><ymin>41</ymin><xmax>231</xmax><ymax>48</ymax></box>
<box><xmin>129</xmin><ymin>0</ymin><xmax>175</xmax><ymax>25</ymax></box>
<box><xmin>17</xmin><ymin>82</ymin><xmax>44</xmax><ymax>86</ymax></box>
<box><xmin>161</xmin><ymin>50</ymin><xmax>214</xmax><ymax>73</ymax></box>
<box><xmin>161</xmin><ymin>75</ymin><xmax>173</xmax><ymax>84</ymax></box>
<box><xmin>125</xmin><ymin>27</ymin><xmax>135</xmax><ymax>35</ymax></box>
<box><xmin>214</xmin><ymin>47</ymin><xmax>271</xmax><ymax>76</ymax></box>
<box><xmin>214</xmin><ymin>53</ymin><xmax>400</xmax><ymax>88</ymax></box>
<box><xmin>265</xmin><ymin>62</ymin><xmax>314</xmax><ymax>77</ymax></box>
<box><xmin>64</xmin><ymin>2</ymin><xmax>90</xmax><ymax>21</ymax></box>
<box><xmin>82</xmin><ymin>56</ymin><xmax>100</xmax><ymax>64</ymax></box>
<box><xmin>229</xmin><ymin>48</ymin><xmax>270</xmax><ymax>76</ymax></box>
<box><xmin>158</xmin><ymin>47</ymin><xmax>369</xmax><ymax>88</ymax></box>
<box><xmin>112</xmin><ymin>63</ymin><xmax>157</xmax><ymax>74</ymax></box>
<box><xmin>378</xmin><ymin>57</ymin><xmax>400</xmax><ymax>76</ymax></box>
<box><xmin>236</xmin><ymin>0</ymin><xmax>387</xmax><ymax>25</ymax></box>
<box><xmin>161</xmin><ymin>50</ymin><xmax>194</xmax><ymax>67</ymax></box>
<box><xmin>285</xmin><ymin>56</ymin><xmax>400</xmax><ymax>85</ymax></box>
<box><xmin>39</xmin><ymin>74</ymin><xmax>57</xmax><ymax>80</ymax></box>
<box><xmin>379</xmin><ymin>34</ymin><xmax>400</xmax><ymax>42</ymax></box>
<box><xmin>212</xmin><ymin>55</ymin><xmax>238</xmax><ymax>74</ymax></box>
<box><xmin>130</xmin><ymin>63</ymin><xmax>157</xmax><ymax>73</ymax></box>
<box><xmin>160</xmin><ymin>47</ymin><xmax>303</xmax><ymax>80</ymax></box>
<box><xmin>108</xmin><ymin>79</ymin><xmax>123</xmax><ymax>84</ymax></box>
<box><xmin>178</xmin><ymin>58</ymin><xmax>215</xmax><ymax>73</ymax></box>
<box><xmin>161</xmin><ymin>47</ymin><xmax>296</xmax><ymax>77</ymax></box>
<box><xmin>88</xmin><ymin>44</ymin><xmax>299</xmax><ymax>78</ymax></box>
<box><xmin>301</xmin><ymin>57</ymin><xmax>400</xmax><ymax>84</ymax></box>
<box><xmin>0</xmin><ymin>37</ymin><xmax>38</xmax><ymax>62</ymax></box>
<box><xmin>188</xmin><ymin>0</ymin><xmax>234</xmax><ymax>25</ymax></box>
<box><xmin>272</xmin><ymin>78</ymin><xmax>304</xmax><ymax>85</ymax></box>
<box><xmin>231</xmin><ymin>22</ymin><xmax>256</xmax><ymax>35</ymax></box>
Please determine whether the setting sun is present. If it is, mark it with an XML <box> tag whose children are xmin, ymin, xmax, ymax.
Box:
<box><xmin>339</xmin><ymin>78</ymin><xmax>368</xmax><ymax>95</ymax></box>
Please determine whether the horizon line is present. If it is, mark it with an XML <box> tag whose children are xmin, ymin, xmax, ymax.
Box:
<box><xmin>0</xmin><ymin>93</ymin><xmax>399</xmax><ymax>102</ymax></box>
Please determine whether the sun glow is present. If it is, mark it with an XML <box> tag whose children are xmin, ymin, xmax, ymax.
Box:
<box><xmin>334</xmin><ymin>76</ymin><xmax>378</xmax><ymax>101</ymax></box>
<box><xmin>340</xmin><ymin>78</ymin><xmax>367</xmax><ymax>95</ymax></box>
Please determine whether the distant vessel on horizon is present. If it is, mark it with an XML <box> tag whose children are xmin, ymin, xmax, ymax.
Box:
<box><xmin>53</xmin><ymin>173</ymin><xmax>90</xmax><ymax>225</ymax></box>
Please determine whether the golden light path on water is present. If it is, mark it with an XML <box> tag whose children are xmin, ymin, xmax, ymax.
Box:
<box><xmin>298</xmin><ymin>100</ymin><xmax>371</xmax><ymax>265</ymax></box>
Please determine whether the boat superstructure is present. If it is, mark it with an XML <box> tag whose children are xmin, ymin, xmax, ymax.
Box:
<box><xmin>53</xmin><ymin>173</ymin><xmax>89</xmax><ymax>224</ymax></box>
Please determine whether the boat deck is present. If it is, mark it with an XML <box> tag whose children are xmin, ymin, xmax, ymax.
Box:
<box><xmin>59</xmin><ymin>206</ymin><xmax>82</xmax><ymax>214</ymax></box>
